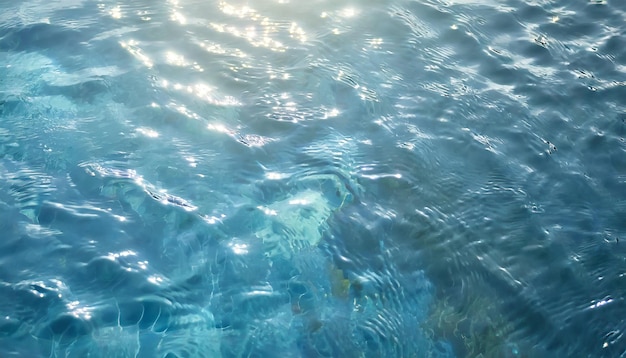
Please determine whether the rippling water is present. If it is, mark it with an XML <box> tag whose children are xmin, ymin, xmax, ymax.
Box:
<box><xmin>1</xmin><ymin>0</ymin><xmax>625</xmax><ymax>357</ymax></box>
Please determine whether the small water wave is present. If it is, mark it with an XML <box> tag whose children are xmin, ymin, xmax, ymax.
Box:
<box><xmin>1</xmin><ymin>0</ymin><xmax>625</xmax><ymax>356</ymax></box>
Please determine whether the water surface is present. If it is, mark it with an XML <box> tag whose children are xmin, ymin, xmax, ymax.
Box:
<box><xmin>1</xmin><ymin>0</ymin><xmax>625</xmax><ymax>357</ymax></box>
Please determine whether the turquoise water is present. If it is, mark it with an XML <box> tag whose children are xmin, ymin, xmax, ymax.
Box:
<box><xmin>1</xmin><ymin>0</ymin><xmax>625</xmax><ymax>356</ymax></box>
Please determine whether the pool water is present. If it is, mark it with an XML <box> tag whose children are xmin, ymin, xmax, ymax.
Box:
<box><xmin>1</xmin><ymin>0</ymin><xmax>625</xmax><ymax>357</ymax></box>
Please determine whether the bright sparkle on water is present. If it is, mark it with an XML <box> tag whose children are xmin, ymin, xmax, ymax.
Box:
<box><xmin>1</xmin><ymin>0</ymin><xmax>625</xmax><ymax>357</ymax></box>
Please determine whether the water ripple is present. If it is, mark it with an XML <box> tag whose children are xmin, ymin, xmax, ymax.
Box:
<box><xmin>1</xmin><ymin>0</ymin><xmax>626</xmax><ymax>356</ymax></box>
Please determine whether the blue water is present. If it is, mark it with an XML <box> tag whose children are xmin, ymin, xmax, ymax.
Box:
<box><xmin>1</xmin><ymin>0</ymin><xmax>625</xmax><ymax>357</ymax></box>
